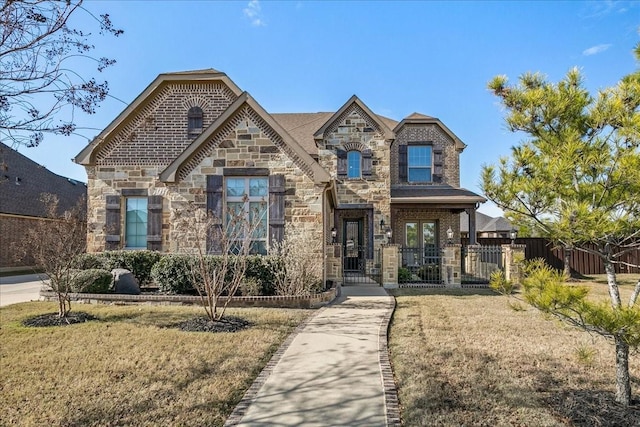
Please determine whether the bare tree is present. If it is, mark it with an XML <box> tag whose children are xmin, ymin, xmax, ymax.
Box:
<box><xmin>172</xmin><ymin>197</ymin><xmax>267</xmax><ymax>322</ymax></box>
<box><xmin>271</xmin><ymin>225</ymin><xmax>323</xmax><ymax>296</ymax></box>
<box><xmin>1</xmin><ymin>0</ymin><xmax>123</xmax><ymax>147</ymax></box>
<box><xmin>17</xmin><ymin>193</ymin><xmax>87</xmax><ymax>318</ymax></box>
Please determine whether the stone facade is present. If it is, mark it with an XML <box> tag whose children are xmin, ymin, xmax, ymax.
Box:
<box><xmin>76</xmin><ymin>69</ymin><xmax>485</xmax><ymax>286</ymax></box>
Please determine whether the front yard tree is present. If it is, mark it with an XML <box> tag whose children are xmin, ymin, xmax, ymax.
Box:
<box><xmin>482</xmin><ymin>44</ymin><xmax>640</xmax><ymax>405</ymax></box>
<box><xmin>0</xmin><ymin>0</ymin><xmax>122</xmax><ymax>147</ymax></box>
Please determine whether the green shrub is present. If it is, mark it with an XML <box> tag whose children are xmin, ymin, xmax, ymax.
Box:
<box><xmin>68</xmin><ymin>269</ymin><xmax>113</xmax><ymax>293</ymax></box>
<box><xmin>97</xmin><ymin>250</ymin><xmax>162</xmax><ymax>285</ymax></box>
<box><xmin>398</xmin><ymin>267</ymin><xmax>412</xmax><ymax>283</ymax></box>
<box><xmin>72</xmin><ymin>253</ymin><xmax>108</xmax><ymax>270</ymax></box>
<box><xmin>150</xmin><ymin>254</ymin><xmax>195</xmax><ymax>294</ymax></box>
<box><xmin>245</xmin><ymin>255</ymin><xmax>278</xmax><ymax>296</ymax></box>
<box><xmin>489</xmin><ymin>270</ymin><xmax>515</xmax><ymax>294</ymax></box>
<box><xmin>239</xmin><ymin>277</ymin><xmax>262</xmax><ymax>296</ymax></box>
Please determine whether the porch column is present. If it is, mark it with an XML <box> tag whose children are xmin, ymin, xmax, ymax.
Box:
<box><xmin>502</xmin><ymin>244</ymin><xmax>526</xmax><ymax>285</ymax></box>
<box><xmin>467</xmin><ymin>207</ymin><xmax>477</xmax><ymax>245</ymax></box>
<box><xmin>442</xmin><ymin>244</ymin><xmax>462</xmax><ymax>288</ymax></box>
<box><xmin>381</xmin><ymin>244</ymin><xmax>399</xmax><ymax>289</ymax></box>
<box><xmin>325</xmin><ymin>243</ymin><xmax>343</xmax><ymax>287</ymax></box>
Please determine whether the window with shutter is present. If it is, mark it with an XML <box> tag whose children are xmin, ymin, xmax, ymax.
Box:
<box><xmin>187</xmin><ymin>106</ymin><xmax>203</xmax><ymax>137</ymax></box>
<box><xmin>147</xmin><ymin>195</ymin><xmax>163</xmax><ymax>251</ymax></box>
<box><xmin>206</xmin><ymin>175</ymin><xmax>224</xmax><ymax>254</ymax></box>
<box><xmin>347</xmin><ymin>151</ymin><xmax>362</xmax><ymax>179</ymax></box>
<box><xmin>398</xmin><ymin>145</ymin><xmax>408</xmax><ymax>181</ymax></box>
<box><xmin>362</xmin><ymin>149</ymin><xmax>372</xmax><ymax>177</ymax></box>
<box><xmin>336</xmin><ymin>150</ymin><xmax>347</xmax><ymax>178</ymax></box>
<box><xmin>432</xmin><ymin>148</ymin><xmax>443</xmax><ymax>183</ymax></box>
<box><xmin>268</xmin><ymin>174</ymin><xmax>285</xmax><ymax>248</ymax></box>
<box><xmin>124</xmin><ymin>197</ymin><xmax>148</xmax><ymax>249</ymax></box>
<box><xmin>105</xmin><ymin>195</ymin><xmax>121</xmax><ymax>250</ymax></box>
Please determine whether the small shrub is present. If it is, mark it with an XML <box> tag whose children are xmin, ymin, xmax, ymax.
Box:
<box><xmin>245</xmin><ymin>255</ymin><xmax>277</xmax><ymax>296</ymax></box>
<box><xmin>98</xmin><ymin>250</ymin><xmax>162</xmax><ymax>285</ymax></box>
<box><xmin>489</xmin><ymin>270</ymin><xmax>515</xmax><ymax>295</ymax></box>
<box><xmin>68</xmin><ymin>269</ymin><xmax>112</xmax><ymax>293</ymax></box>
<box><xmin>72</xmin><ymin>253</ymin><xmax>108</xmax><ymax>270</ymax></box>
<box><xmin>574</xmin><ymin>344</ymin><xmax>597</xmax><ymax>366</ymax></box>
<box><xmin>239</xmin><ymin>277</ymin><xmax>262</xmax><ymax>296</ymax></box>
<box><xmin>150</xmin><ymin>254</ymin><xmax>195</xmax><ymax>294</ymax></box>
<box><xmin>398</xmin><ymin>267</ymin><xmax>412</xmax><ymax>283</ymax></box>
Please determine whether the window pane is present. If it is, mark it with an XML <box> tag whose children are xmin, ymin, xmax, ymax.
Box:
<box><xmin>408</xmin><ymin>146</ymin><xmax>431</xmax><ymax>167</ymax></box>
<box><xmin>125</xmin><ymin>198</ymin><xmax>147</xmax><ymax>248</ymax></box>
<box><xmin>405</xmin><ymin>223</ymin><xmax>418</xmax><ymax>247</ymax></box>
<box><xmin>249</xmin><ymin>178</ymin><xmax>268</xmax><ymax>197</ymax></box>
<box><xmin>408</xmin><ymin>168</ymin><xmax>432</xmax><ymax>182</ymax></box>
<box><xmin>423</xmin><ymin>222</ymin><xmax>436</xmax><ymax>245</ymax></box>
<box><xmin>226</xmin><ymin>178</ymin><xmax>245</xmax><ymax>197</ymax></box>
<box><xmin>226</xmin><ymin>202</ymin><xmax>245</xmax><ymax>238</ymax></box>
<box><xmin>347</xmin><ymin>151</ymin><xmax>361</xmax><ymax>178</ymax></box>
<box><xmin>250</xmin><ymin>202</ymin><xmax>268</xmax><ymax>238</ymax></box>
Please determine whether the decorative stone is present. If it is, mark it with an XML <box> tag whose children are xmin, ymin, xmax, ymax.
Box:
<box><xmin>112</xmin><ymin>268</ymin><xmax>141</xmax><ymax>295</ymax></box>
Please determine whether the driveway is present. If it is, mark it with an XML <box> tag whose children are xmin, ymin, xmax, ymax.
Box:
<box><xmin>0</xmin><ymin>274</ymin><xmax>47</xmax><ymax>307</ymax></box>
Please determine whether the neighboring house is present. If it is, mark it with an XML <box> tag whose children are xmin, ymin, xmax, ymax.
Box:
<box><xmin>0</xmin><ymin>142</ymin><xmax>87</xmax><ymax>270</ymax></box>
<box><xmin>74</xmin><ymin>69</ymin><xmax>485</xmax><ymax>283</ymax></box>
<box><xmin>460</xmin><ymin>211</ymin><xmax>513</xmax><ymax>239</ymax></box>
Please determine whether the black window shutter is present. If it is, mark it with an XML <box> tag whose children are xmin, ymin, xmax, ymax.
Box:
<box><xmin>433</xmin><ymin>148</ymin><xmax>443</xmax><ymax>183</ymax></box>
<box><xmin>105</xmin><ymin>195</ymin><xmax>121</xmax><ymax>250</ymax></box>
<box><xmin>336</xmin><ymin>149</ymin><xmax>347</xmax><ymax>178</ymax></box>
<box><xmin>398</xmin><ymin>145</ymin><xmax>408</xmax><ymax>181</ymax></box>
<box><xmin>206</xmin><ymin>175</ymin><xmax>224</xmax><ymax>254</ymax></box>
<box><xmin>147</xmin><ymin>195</ymin><xmax>163</xmax><ymax>251</ymax></box>
<box><xmin>269</xmin><ymin>174</ymin><xmax>285</xmax><ymax>246</ymax></box>
<box><xmin>362</xmin><ymin>149</ymin><xmax>373</xmax><ymax>177</ymax></box>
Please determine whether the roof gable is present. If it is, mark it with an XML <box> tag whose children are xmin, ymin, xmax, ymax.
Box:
<box><xmin>159</xmin><ymin>93</ymin><xmax>331</xmax><ymax>184</ymax></box>
<box><xmin>313</xmin><ymin>95</ymin><xmax>395</xmax><ymax>142</ymax></box>
<box><xmin>393</xmin><ymin>113</ymin><xmax>467</xmax><ymax>151</ymax></box>
<box><xmin>74</xmin><ymin>70</ymin><xmax>242</xmax><ymax>165</ymax></box>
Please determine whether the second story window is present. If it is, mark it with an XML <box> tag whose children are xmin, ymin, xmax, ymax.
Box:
<box><xmin>347</xmin><ymin>151</ymin><xmax>362</xmax><ymax>179</ymax></box>
<box><xmin>187</xmin><ymin>106</ymin><xmax>203</xmax><ymax>137</ymax></box>
<box><xmin>407</xmin><ymin>145</ymin><xmax>432</xmax><ymax>182</ymax></box>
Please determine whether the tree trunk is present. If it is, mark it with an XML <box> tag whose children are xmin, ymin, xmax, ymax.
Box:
<box><xmin>604</xmin><ymin>260</ymin><xmax>622</xmax><ymax>308</ymax></box>
<box><xmin>563</xmin><ymin>246</ymin><xmax>572</xmax><ymax>279</ymax></box>
<box><xmin>615</xmin><ymin>337</ymin><xmax>632</xmax><ymax>406</ymax></box>
<box><xmin>630</xmin><ymin>279</ymin><xmax>640</xmax><ymax>307</ymax></box>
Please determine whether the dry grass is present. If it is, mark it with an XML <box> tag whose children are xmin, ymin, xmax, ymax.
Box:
<box><xmin>389</xmin><ymin>274</ymin><xmax>640</xmax><ymax>427</ymax></box>
<box><xmin>0</xmin><ymin>302</ymin><xmax>310</xmax><ymax>426</ymax></box>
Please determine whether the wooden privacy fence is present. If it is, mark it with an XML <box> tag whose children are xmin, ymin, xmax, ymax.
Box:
<box><xmin>462</xmin><ymin>238</ymin><xmax>640</xmax><ymax>275</ymax></box>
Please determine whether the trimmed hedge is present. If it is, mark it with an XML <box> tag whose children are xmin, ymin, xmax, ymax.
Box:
<box><xmin>150</xmin><ymin>254</ymin><xmax>194</xmax><ymax>294</ymax></box>
<box><xmin>73</xmin><ymin>251</ymin><xmax>161</xmax><ymax>285</ymax></box>
<box><xmin>68</xmin><ymin>269</ymin><xmax>113</xmax><ymax>293</ymax></box>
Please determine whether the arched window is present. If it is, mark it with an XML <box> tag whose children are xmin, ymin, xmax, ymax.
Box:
<box><xmin>187</xmin><ymin>106</ymin><xmax>203</xmax><ymax>136</ymax></box>
<box><xmin>347</xmin><ymin>151</ymin><xmax>361</xmax><ymax>179</ymax></box>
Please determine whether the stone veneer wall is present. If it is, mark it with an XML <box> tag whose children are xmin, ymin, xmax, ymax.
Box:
<box><xmin>86</xmin><ymin>104</ymin><xmax>323</xmax><ymax>253</ymax></box>
<box><xmin>316</xmin><ymin>106</ymin><xmax>391</xmax><ymax>242</ymax></box>
<box><xmin>390</xmin><ymin>123</ymin><xmax>460</xmax><ymax>187</ymax></box>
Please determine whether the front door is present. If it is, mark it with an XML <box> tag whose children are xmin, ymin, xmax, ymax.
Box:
<box><xmin>343</xmin><ymin>219</ymin><xmax>364</xmax><ymax>272</ymax></box>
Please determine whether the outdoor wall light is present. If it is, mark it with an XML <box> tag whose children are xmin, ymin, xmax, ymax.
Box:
<box><xmin>331</xmin><ymin>227</ymin><xmax>337</xmax><ymax>243</ymax></box>
<box><xmin>385</xmin><ymin>227</ymin><xmax>392</xmax><ymax>240</ymax></box>
<box><xmin>379</xmin><ymin>218</ymin><xmax>385</xmax><ymax>232</ymax></box>
<box><xmin>446</xmin><ymin>226</ymin><xmax>454</xmax><ymax>243</ymax></box>
<box><xmin>510</xmin><ymin>228</ymin><xmax>518</xmax><ymax>243</ymax></box>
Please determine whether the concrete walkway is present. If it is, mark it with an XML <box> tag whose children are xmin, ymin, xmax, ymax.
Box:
<box><xmin>0</xmin><ymin>274</ymin><xmax>46</xmax><ymax>307</ymax></box>
<box><xmin>226</xmin><ymin>285</ymin><xmax>399</xmax><ymax>427</ymax></box>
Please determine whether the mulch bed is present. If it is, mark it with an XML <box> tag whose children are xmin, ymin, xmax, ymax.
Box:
<box><xmin>547</xmin><ymin>390</ymin><xmax>640</xmax><ymax>427</ymax></box>
<box><xmin>170</xmin><ymin>315</ymin><xmax>252</xmax><ymax>333</ymax></box>
<box><xmin>22</xmin><ymin>312</ymin><xmax>98</xmax><ymax>327</ymax></box>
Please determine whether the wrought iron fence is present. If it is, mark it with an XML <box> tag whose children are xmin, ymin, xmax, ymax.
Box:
<box><xmin>342</xmin><ymin>246</ymin><xmax>381</xmax><ymax>285</ymax></box>
<box><xmin>461</xmin><ymin>245</ymin><xmax>504</xmax><ymax>284</ymax></box>
<box><xmin>398</xmin><ymin>246</ymin><xmax>442</xmax><ymax>284</ymax></box>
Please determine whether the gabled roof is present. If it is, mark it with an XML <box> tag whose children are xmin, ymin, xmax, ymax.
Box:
<box><xmin>0</xmin><ymin>142</ymin><xmax>86</xmax><ymax>218</ymax></box>
<box><xmin>312</xmin><ymin>95</ymin><xmax>395</xmax><ymax>142</ymax></box>
<box><xmin>460</xmin><ymin>211</ymin><xmax>513</xmax><ymax>233</ymax></box>
<box><xmin>74</xmin><ymin>69</ymin><xmax>242</xmax><ymax>165</ymax></box>
<box><xmin>159</xmin><ymin>92</ymin><xmax>331</xmax><ymax>184</ymax></box>
<box><xmin>271</xmin><ymin>112</ymin><xmax>333</xmax><ymax>156</ymax></box>
<box><xmin>393</xmin><ymin>113</ymin><xmax>467</xmax><ymax>152</ymax></box>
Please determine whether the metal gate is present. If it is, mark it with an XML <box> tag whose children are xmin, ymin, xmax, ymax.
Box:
<box><xmin>461</xmin><ymin>245</ymin><xmax>503</xmax><ymax>284</ymax></box>
<box><xmin>398</xmin><ymin>246</ymin><xmax>442</xmax><ymax>284</ymax></box>
<box><xmin>342</xmin><ymin>219</ymin><xmax>380</xmax><ymax>285</ymax></box>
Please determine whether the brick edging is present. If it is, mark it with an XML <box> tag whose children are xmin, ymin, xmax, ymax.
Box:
<box><xmin>379</xmin><ymin>292</ymin><xmax>402</xmax><ymax>426</ymax></box>
<box><xmin>223</xmin><ymin>305</ymin><xmax>331</xmax><ymax>426</ymax></box>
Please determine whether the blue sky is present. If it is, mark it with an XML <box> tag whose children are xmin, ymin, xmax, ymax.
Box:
<box><xmin>14</xmin><ymin>0</ymin><xmax>639</xmax><ymax>216</ymax></box>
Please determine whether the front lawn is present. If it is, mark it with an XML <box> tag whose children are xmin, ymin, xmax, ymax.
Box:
<box><xmin>0</xmin><ymin>302</ymin><xmax>310</xmax><ymax>426</ymax></box>
<box><xmin>389</xmin><ymin>276</ymin><xmax>640</xmax><ymax>426</ymax></box>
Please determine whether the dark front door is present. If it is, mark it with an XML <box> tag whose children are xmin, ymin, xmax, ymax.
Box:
<box><xmin>343</xmin><ymin>219</ymin><xmax>364</xmax><ymax>272</ymax></box>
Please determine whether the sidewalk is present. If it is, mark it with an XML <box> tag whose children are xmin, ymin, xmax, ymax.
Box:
<box><xmin>225</xmin><ymin>285</ymin><xmax>400</xmax><ymax>427</ymax></box>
